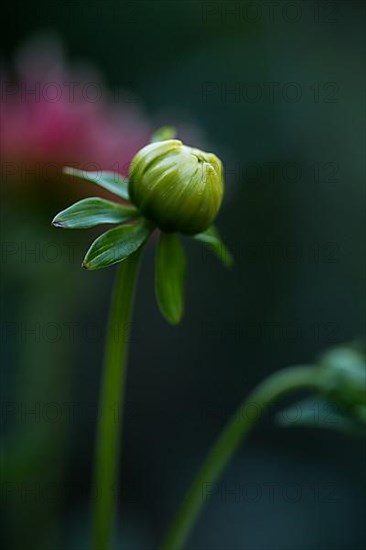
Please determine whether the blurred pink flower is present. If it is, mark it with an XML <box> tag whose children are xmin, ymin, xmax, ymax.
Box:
<box><xmin>0</xmin><ymin>35</ymin><xmax>152</xmax><ymax>194</ymax></box>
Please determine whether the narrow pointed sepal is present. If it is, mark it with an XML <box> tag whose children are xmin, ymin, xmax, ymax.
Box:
<box><xmin>150</xmin><ymin>126</ymin><xmax>177</xmax><ymax>143</ymax></box>
<box><xmin>63</xmin><ymin>167</ymin><xmax>129</xmax><ymax>200</ymax></box>
<box><xmin>276</xmin><ymin>396</ymin><xmax>365</xmax><ymax>436</ymax></box>
<box><xmin>52</xmin><ymin>197</ymin><xmax>139</xmax><ymax>229</ymax></box>
<box><xmin>193</xmin><ymin>225</ymin><xmax>233</xmax><ymax>267</ymax></box>
<box><xmin>155</xmin><ymin>232</ymin><xmax>186</xmax><ymax>325</ymax></box>
<box><xmin>82</xmin><ymin>219</ymin><xmax>151</xmax><ymax>270</ymax></box>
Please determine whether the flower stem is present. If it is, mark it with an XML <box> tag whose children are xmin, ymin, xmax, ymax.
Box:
<box><xmin>92</xmin><ymin>250</ymin><xmax>142</xmax><ymax>550</ymax></box>
<box><xmin>161</xmin><ymin>366</ymin><xmax>321</xmax><ymax>550</ymax></box>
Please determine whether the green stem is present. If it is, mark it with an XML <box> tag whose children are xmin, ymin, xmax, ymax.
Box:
<box><xmin>92</xmin><ymin>250</ymin><xmax>142</xmax><ymax>550</ymax></box>
<box><xmin>161</xmin><ymin>366</ymin><xmax>321</xmax><ymax>550</ymax></box>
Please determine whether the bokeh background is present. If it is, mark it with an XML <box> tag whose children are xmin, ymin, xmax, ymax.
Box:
<box><xmin>1</xmin><ymin>1</ymin><xmax>365</xmax><ymax>549</ymax></box>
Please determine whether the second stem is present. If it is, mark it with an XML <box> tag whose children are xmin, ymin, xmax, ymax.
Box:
<box><xmin>161</xmin><ymin>365</ymin><xmax>322</xmax><ymax>550</ymax></box>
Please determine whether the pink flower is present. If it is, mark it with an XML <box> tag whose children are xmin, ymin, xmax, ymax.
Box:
<box><xmin>0</xmin><ymin>35</ymin><xmax>152</xmax><ymax>196</ymax></box>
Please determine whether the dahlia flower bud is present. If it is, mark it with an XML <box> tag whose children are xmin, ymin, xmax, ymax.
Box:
<box><xmin>317</xmin><ymin>346</ymin><xmax>366</xmax><ymax>424</ymax></box>
<box><xmin>128</xmin><ymin>139</ymin><xmax>224</xmax><ymax>235</ymax></box>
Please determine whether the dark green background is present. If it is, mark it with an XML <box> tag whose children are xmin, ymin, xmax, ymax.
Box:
<box><xmin>1</xmin><ymin>1</ymin><xmax>365</xmax><ymax>549</ymax></box>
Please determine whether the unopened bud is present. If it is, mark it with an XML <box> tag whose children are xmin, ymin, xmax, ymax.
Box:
<box><xmin>128</xmin><ymin>139</ymin><xmax>224</xmax><ymax>235</ymax></box>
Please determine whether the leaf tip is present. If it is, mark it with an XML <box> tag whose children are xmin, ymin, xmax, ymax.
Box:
<box><xmin>51</xmin><ymin>216</ymin><xmax>63</xmax><ymax>228</ymax></box>
<box><xmin>151</xmin><ymin>126</ymin><xmax>177</xmax><ymax>143</ymax></box>
<box><xmin>167</xmin><ymin>315</ymin><xmax>182</xmax><ymax>326</ymax></box>
<box><xmin>162</xmin><ymin>306</ymin><xmax>184</xmax><ymax>326</ymax></box>
<box><xmin>63</xmin><ymin>166</ymin><xmax>75</xmax><ymax>176</ymax></box>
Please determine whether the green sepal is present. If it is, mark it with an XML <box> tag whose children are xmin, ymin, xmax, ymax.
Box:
<box><xmin>63</xmin><ymin>167</ymin><xmax>129</xmax><ymax>200</ymax></box>
<box><xmin>155</xmin><ymin>232</ymin><xmax>186</xmax><ymax>325</ymax></box>
<box><xmin>150</xmin><ymin>126</ymin><xmax>177</xmax><ymax>143</ymax></box>
<box><xmin>276</xmin><ymin>396</ymin><xmax>365</xmax><ymax>436</ymax></box>
<box><xmin>52</xmin><ymin>197</ymin><xmax>139</xmax><ymax>229</ymax></box>
<box><xmin>193</xmin><ymin>225</ymin><xmax>233</xmax><ymax>267</ymax></box>
<box><xmin>82</xmin><ymin>219</ymin><xmax>151</xmax><ymax>270</ymax></box>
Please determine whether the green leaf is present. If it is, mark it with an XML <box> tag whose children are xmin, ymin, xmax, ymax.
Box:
<box><xmin>63</xmin><ymin>167</ymin><xmax>129</xmax><ymax>200</ymax></box>
<box><xmin>150</xmin><ymin>126</ymin><xmax>177</xmax><ymax>143</ymax></box>
<box><xmin>82</xmin><ymin>220</ymin><xmax>151</xmax><ymax>270</ymax></box>
<box><xmin>155</xmin><ymin>233</ymin><xmax>186</xmax><ymax>325</ymax></box>
<box><xmin>193</xmin><ymin>225</ymin><xmax>233</xmax><ymax>267</ymax></box>
<box><xmin>276</xmin><ymin>397</ymin><xmax>364</xmax><ymax>436</ymax></box>
<box><xmin>52</xmin><ymin>197</ymin><xmax>138</xmax><ymax>229</ymax></box>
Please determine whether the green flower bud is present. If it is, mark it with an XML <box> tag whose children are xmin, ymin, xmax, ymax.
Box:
<box><xmin>128</xmin><ymin>139</ymin><xmax>224</xmax><ymax>235</ymax></box>
<box><xmin>317</xmin><ymin>346</ymin><xmax>366</xmax><ymax>424</ymax></box>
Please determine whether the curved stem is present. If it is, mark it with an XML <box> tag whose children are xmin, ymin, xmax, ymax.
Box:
<box><xmin>161</xmin><ymin>366</ymin><xmax>321</xmax><ymax>550</ymax></box>
<box><xmin>92</xmin><ymin>250</ymin><xmax>142</xmax><ymax>550</ymax></box>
